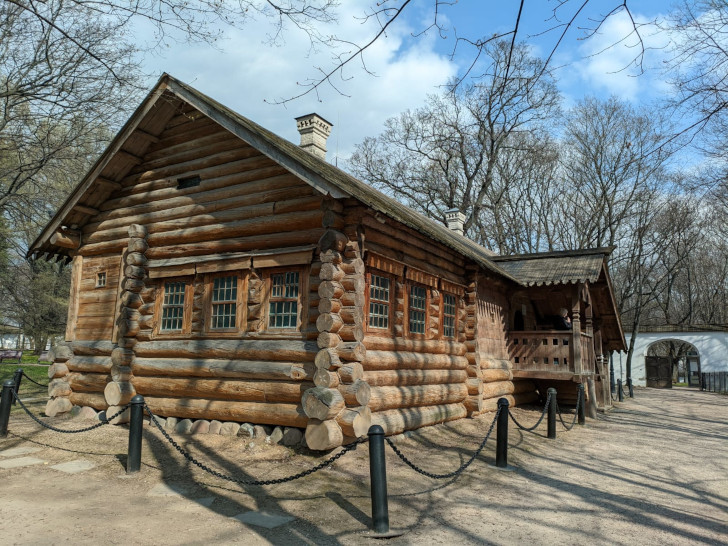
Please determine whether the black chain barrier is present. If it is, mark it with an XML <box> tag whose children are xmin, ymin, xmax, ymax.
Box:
<box><xmin>385</xmin><ymin>407</ymin><xmax>500</xmax><ymax>480</ymax></box>
<box><xmin>11</xmin><ymin>389</ymin><xmax>129</xmax><ymax>433</ymax></box>
<box><xmin>144</xmin><ymin>402</ymin><xmax>362</xmax><ymax>485</ymax></box>
<box><xmin>508</xmin><ymin>390</ymin><xmax>551</xmax><ymax>432</ymax></box>
<box><xmin>22</xmin><ymin>371</ymin><xmax>48</xmax><ymax>388</ymax></box>
<box><xmin>555</xmin><ymin>396</ymin><xmax>579</xmax><ymax>431</ymax></box>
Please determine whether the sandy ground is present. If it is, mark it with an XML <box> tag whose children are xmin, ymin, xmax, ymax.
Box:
<box><xmin>0</xmin><ymin>387</ymin><xmax>726</xmax><ymax>545</ymax></box>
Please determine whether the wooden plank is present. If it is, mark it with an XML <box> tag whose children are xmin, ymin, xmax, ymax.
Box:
<box><xmin>65</xmin><ymin>256</ymin><xmax>83</xmax><ymax>342</ymax></box>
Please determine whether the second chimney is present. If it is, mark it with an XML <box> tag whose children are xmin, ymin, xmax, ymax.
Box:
<box><xmin>445</xmin><ymin>208</ymin><xmax>466</xmax><ymax>236</ymax></box>
<box><xmin>296</xmin><ymin>113</ymin><xmax>333</xmax><ymax>160</ymax></box>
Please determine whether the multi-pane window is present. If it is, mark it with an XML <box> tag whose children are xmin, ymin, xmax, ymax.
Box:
<box><xmin>96</xmin><ymin>272</ymin><xmax>106</xmax><ymax>288</ymax></box>
<box><xmin>409</xmin><ymin>285</ymin><xmax>427</xmax><ymax>335</ymax></box>
<box><xmin>268</xmin><ymin>271</ymin><xmax>300</xmax><ymax>329</ymax></box>
<box><xmin>443</xmin><ymin>293</ymin><xmax>457</xmax><ymax>338</ymax></box>
<box><xmin>211</xmin><ymin>275</ymin><xmax>238</xmax><ymax>329</ymax></box>
<box><xmin>369</xmin><ymin>274</ymin><xmax>391</xmax><ymax>329</ymax></box>
<box><xmin>161</xmin><ymin>281</ymin><xmax>186</xmax><ymax>332</ymax></box>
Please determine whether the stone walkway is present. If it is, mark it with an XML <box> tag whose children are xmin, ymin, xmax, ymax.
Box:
<box><xmin>0</xmin><ymin>387</ymin><xmax>726</xmax><ymax>544</ymax></box>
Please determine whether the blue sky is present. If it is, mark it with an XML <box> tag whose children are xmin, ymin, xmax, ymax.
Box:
<box><xmin>140</xmin><ymin>1</ymin><xmax>673</xmax><ymax>163</ymax></box>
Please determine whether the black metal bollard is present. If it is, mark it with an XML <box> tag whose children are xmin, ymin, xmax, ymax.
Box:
<box><xmin>577</xmin><ymin>384</ymin><xmax>585</xmax><ymax>426</ymax></box>
<box><xmin>1</xmin><ymin>379</ymin><xmax>15</xmax><ymax>437</ymax></box>
<box><xmin>627</xmin><ymin>378</ymin><xmax>634</xmax><ymax>398</ymax></box>
<box><xmin>368</xmin><ymin>424</ymin><xmax>390</xmax><ymax>535</ymax></box>
<box><xmin>496</xmin><ymin>398</ymin><xmax>509</xmax><ymax>468</ymax></box>
<box><xmin>126</xmin><ymin>395</ymin><xmax>145</xmax><ymax>474</ymax></box>
<box><xmin>547</xmin><ymin>388</ymin><xmax>557</xmax><ymax>439</ymax></box>
<box><xmin>12</xmin><ymin>368</ymin><xmax>22</xmax><ymax>406</ymax></box>
<box><xmin>617</xmin><ymin>379</ymin><xmax>624</xmax><ymax>402</ymax></box>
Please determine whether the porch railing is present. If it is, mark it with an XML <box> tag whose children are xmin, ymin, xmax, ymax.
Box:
<box><xmin>507</xmin><ymin>331</ymin><xmax>574</xmax><ymax>374</ymax></box>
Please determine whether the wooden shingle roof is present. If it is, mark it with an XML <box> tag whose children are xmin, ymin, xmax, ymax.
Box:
<box><xmin>490</xmin><ymin>247</ymin><xmax>615</xmax><ymax>286</ymax></box>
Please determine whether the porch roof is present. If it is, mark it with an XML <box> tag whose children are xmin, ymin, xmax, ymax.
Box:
<box><xmin>489</xmin><ymin>247</ymin><xmax>614</xmax><ymax>286</ymax></box>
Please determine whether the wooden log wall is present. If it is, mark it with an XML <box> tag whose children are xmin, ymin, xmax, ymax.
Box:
<box><xmin>354</xmin><ymin>208</ymin><xmax>471</xmax><ymax>436</ymax></box>
<box><xmin>303</xmin><ymin>201</ymin><xmax>371</xmax><ymax>450</ymax></box>
<box><xmin>58</xmin><ymin>105</ymin><xmax>330</xmax><ymax>427</ymax></box>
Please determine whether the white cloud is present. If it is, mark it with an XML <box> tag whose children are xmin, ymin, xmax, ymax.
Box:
<box><xmin>571</xmin><ymin>9</ymin><xmax>670</xmax><ymax>102</ymax></box>
<box><xmin>139</xmin><ymin>2</ymin><xmax>457</xmax><ymax>163</ymax></box>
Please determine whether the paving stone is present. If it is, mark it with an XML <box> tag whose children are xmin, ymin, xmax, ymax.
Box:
<box><xmin>73</xmin><ymin>407</ymin><xmax>98</xmax><ymax>420</ymax></box>
<box><xmin>220</xmin><ymin>422</ymin><xmax>240</xmax><ymax>436</ymax></box>
<box><xmin>164</xmin><ymin>417</ymin><xmax>178</xmax><ymax>432</ymax></box>
<box><xmin>50</xmin><ymin>459</ymin><xmax>96</xmax><ymax>474</ymax></box>
<box><xmin>190</xmin><ymin>420</ymin><xmax>210</xmax><ymax>434</ymax></box>
<box><xmin>233</xmin><ymin>511</ymin><xmax>295</xmax><ymax>529</ymax></box>
<box><xmin>209</xmin><ymin>420</ymin><xmax>223</xmax><ymax>435</ymax></box>
<box><xmin>175</xmin><ymin>419</ymin><xmax>194</xmax><ymax>434</ymax></box>
<box><xmin>0</xmin><ymin>457</ymin><xmax>45</xmax><ymax>469</ymax></box>
<box><xmin>281</xmin><ymin>427</ymin><xmax>303</xmax><ymax>447</ymax></box>
<box><xmin>238</xmin><ymin>423</ymin><xmax>255</xmax><ymax>438</ymax></box>
<box><xmin>269</xmin><ymin>426</ymin><xmax>284</xmax><ymax>444</ymax></box>
<box><xmin>0</xmin><ymin>447</ymin><xmax>41</xmax><ymax>458</ymax></box>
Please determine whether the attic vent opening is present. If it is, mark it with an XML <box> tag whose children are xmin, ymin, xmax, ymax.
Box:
<box><xmin>177</xmin><ymin>175</ymin><xmax>201</xmax><ymax>189</ymax></box>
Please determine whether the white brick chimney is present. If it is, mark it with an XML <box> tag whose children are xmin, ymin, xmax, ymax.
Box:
<box><xmin>445</xmin><ymin>208</ymin><xmax>466</xmax><ymax>236</ymax></box>
<box><xmin>295</xmin><ymin>113</ymin><xmax>333</xmax><ymax>160</ymax></box>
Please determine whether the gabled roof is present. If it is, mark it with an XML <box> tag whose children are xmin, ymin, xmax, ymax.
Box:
<box><xmin>490</xmin><ymin>247</ymin><xmax>615</xmax><ymax>286</ymax></box>
<box><xmin>29</xmin><ymin>74</ymin><xmax>513</xmax><ymax>281</ymax></box>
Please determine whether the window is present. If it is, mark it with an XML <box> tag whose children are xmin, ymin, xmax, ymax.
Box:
<box><xmin>268</xmin><ymin>271</ymin><xmax>300</xmax><ymax>329</ymax></box>
<box><xmin>160</xmin><ymin>281</ymin><xmax>186</xmax><ymax>332</ymax></box>
<box><xmin>96</xmin><ymin>272</ymin><xmax>106</xmax><ymax>288</ymax></box>
<box><xmin>210</xmin><ymin>275</ymin><xmax>238</xmax><ymax>330</ymax></box>
<box><xmin>368</xmin><ymin>274</ymin><xmax>391</xmax><ymax>330</ymax></box>
<box><xmin>408</xmin><ymin>284</ymin><xmax>427</xmax><ymax>335</ymax></box>
<box><xmin>442</xmin><ymin>293</ymin><xmax>457</xmax><ymax>338</ymax></box>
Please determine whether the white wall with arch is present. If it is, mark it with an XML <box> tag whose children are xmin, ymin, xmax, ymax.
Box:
<box><xmin>612</xmin><ymin>330</ymin><xmax>728</xmax><ymax>386</ymax></box>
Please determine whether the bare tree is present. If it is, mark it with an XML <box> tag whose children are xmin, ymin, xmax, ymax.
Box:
<box><xmin>348</xmin><ymin>40</ymin><xmax>560</xmax><ymax>249</ymax></box>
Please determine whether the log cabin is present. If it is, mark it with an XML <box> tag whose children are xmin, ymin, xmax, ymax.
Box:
<box><xmin>29</xmin><ymin>74</ymin><xmax>625</xmax><ymax>450</ymax></box>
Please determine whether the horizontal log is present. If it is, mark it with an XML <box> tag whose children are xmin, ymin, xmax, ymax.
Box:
<box><xmin>364</xmin><ymin>337</ymin><xmax>467</xmax><ymax>356</ymax></box>
<box><xmin>318</xmin><ymin>298</ymin><xmax>341</xmax><ymax>315</ymax></box>
<box><xmin>362</xmin><ymin>350</ymin><xmax>469</xmax><ymax>371</ymax></box>
<box><xmin>111</xmin><ymin>348</ymin><xmax>134</xmax><ymax>367</ymax></box>
<box><xmin>318</xmin><ymin>280</ymin><xmax>344</xmax><ymax>300</ymax></box>
<box><xmin>464</xmin><ymin>394</ymin><xmax>484</xmax><ymax>415</ymax></box>
<box><xmin>314</xmin><ymin>348</ymin><xmax>341</xmax><ymax>370</ymax></box>
<box><xmin>368</xmin><ymin>384</ymin><xmax>467</xmax><ymax>412</ymax></box>
<box><xmin>132</xmin><ymin>358</ymin><xmax>314</xmax><ymax>381</ymax></box>
<box><xmin>133</xmin><ymin>339</ymin><xmax>317</xmax><ymax>362</ymax></box>
<box><xmin>313</xmin><ymin>368</ymin><xmax>340</xmax><ymax>389</ymax></box>
<box><xmin>339</xmin><ymin>342</ymin><xmax>366</xmax><ymax>362</ymax></box>
<box><xmin>317</xmin><ymin>332</ymin><xmax>341</xmax><ymax>349</ymax></box>
<box><xmin>340</xmin><ymin>291</ymin><xmax>365</xmax><ymax>308</ymax></box>
<box><xmin>111</xmin><ymin>364</ymin><xmax>133</xmax><ymax>382</ymax></box>
<box><xmin>371</xmin><ymin>403</ymin><xmax>467</xmax><ymax>436</ymax></box>
<box><xmin>316</xmin><ymin>313</ymin><xmax>343</xmax><ymax>333</ymax></box>
<box><xmin>481</xmin><ymin>380</ymin><xmax>515</xmax><ymax>400</ymax></box>
<box><xmin>302</xmin><ymin>387</ymin><xmax>345</xmax><ymax>420</ymax></box>
<box><xmin>69</xmin><ymin>392</ymin><xmax>108</xmax><ymax>411</ymax></box>
<box><xmin>143</xmin><ymin>396</ymin><xmax>308</xmax><ymax>428</ymax></box>
<box><xmin>336</xmin><ymin>406</ymin><xmax>371</xmax><ymax>438</ymax></box>
<box><xmin>362</xmin><ymin>369</ymin><xmax>468</xmax><ymax>387</ymax></box>
<box><xmin>70</xmin><ymin>341</ymin><xmax>114</xmax><ymax>356</ymax></box>
<box><xmin>67</xmin><ymin>356</ymin><xmax>111</xmax><ymax>374</ymax></box>
<box><xmin>67</xmin><ymin>372</ymin><xmax>111</xmax><ymax>393</ymax></box>
<box><xmin>48</xmin><ymin>362</ymin><xmax>70</xmax><ymax>379</ymax></box>
<box><xmin>482</xmin><ymin>369</ymin><xmax>513</xmax><ymax>382</ymax></box>
<box><xmin>319</xmin><ymin>263</ymin><xmax>344</xmax><ymax>281</ymax></box>
<box><xmin>49</xmin><ymin>344</ymin><xmax>73</xmax><ymax>362</ymax></box>
<box><xmin>467</xmin><ymin>377</ymin><xmax>484</xmax><ymax>396</ymax></box>
<box><xmin>132</xmin><ymin>376</ymin><xmax>313</xmax><ymax>403</ymax></box>
<box><xmin>481</xmin><ymin>391</ymin><xmax>539</xmax><ymax>412</ymax></box>
<box><xmin>318</xmin><ymin>230</ymin><xmax>348</xmax><ymax>252</ymax></box>
<box><xmin>104</xmin><ymin>381</ymin><xmax>136</xmax><ymax>405</ymax></box>
<box><xmin>50</xmin><ymin>229</ymin><xmax>81</xmax><ymax>249</ymax></box>
<box><xmin>337</xmin><ymin>380</ymin><xmax>371</xmax><ymax>406</ymax></box>
<box><xmin>49</xmin><ymin>379</ymin><xmax>71</xmax><ymax>398</ymax></box>
<box><xmin>305</xmin><ymin>419</ymin><xmax>343</xmax><ymax>451</ymax></box>
<box><xmin>338</xmin><ymin>363</ymin><xmax>364</xmax><ymax>383</ymax></box>
<box><xmin>480</xmin><ymin>358</ymin><xmax>511</xmax><ymax>370</ymax></box>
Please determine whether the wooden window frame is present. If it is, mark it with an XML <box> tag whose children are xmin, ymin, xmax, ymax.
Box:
<box><xmin>263</xmin><ymin>267</ymin><xmax>306</xmax><ymax>333</ymax></box>
<box><xmin>96</xmin><ymin>271</ymin><xmax>107</xmax><ymax>288</ymax></box>
<box><xmin>153</xmin><ymin>277</ymin><xmax>193</xmax><ymax>337</ymax></box>
<box><xmin>441</xmin><ymin>291</ymin><xmax>458</xmax><ymax>340</ymax></box>
<box><xmin>203</xmin><ymin>272</ymin><xmax>247</xmax><ymax>335</ymax></box>
<box><xmin>365</xmin><ymin>271</ymin><xmax>394</xmax><ymax>334</ymax></box>
<box><xmin>406</xmin><ymin>281</ymin><xmax>429</xmax><ymax>338</ymax></box>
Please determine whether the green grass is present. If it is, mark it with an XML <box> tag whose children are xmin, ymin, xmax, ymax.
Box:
<box><xmin>0</xmin><ymin>363</ymin><xmax>49</xmax><ymax>400</ymax></box>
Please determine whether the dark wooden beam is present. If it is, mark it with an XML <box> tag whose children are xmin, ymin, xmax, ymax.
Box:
<box><xmin>96</xmin><ymin>177</ymin><xmax>123</xmax><ymax>192</ymax></box>
<box><xmin>73</xmin><ymin>204</ymin><xmax>99</xmax><ymax>216</ymax></box>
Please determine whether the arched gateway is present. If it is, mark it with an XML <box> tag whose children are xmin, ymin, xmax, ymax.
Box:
<box><xmin>615</xmin><ymin>325</ymin><xmax>728</xmax><ymax>388</ymax></box>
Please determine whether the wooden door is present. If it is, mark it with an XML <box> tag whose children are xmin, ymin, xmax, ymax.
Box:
<box><xmin>646</xmin><ymin>357</ymin><xmax>672</xmax><ymax>388</ymax></box>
